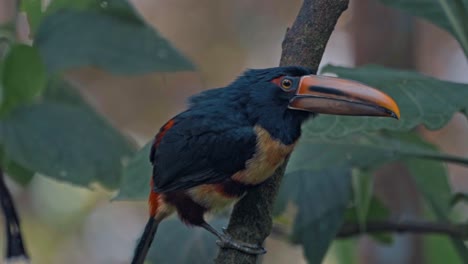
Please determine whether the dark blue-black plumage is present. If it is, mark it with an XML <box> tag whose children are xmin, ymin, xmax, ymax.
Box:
<box><xmin>151</xmin><ymin>66</ymin><xmax>314</xmax><ymax>192</ymax></box>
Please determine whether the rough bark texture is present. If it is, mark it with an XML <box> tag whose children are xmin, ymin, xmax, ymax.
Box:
<box><xmin>214</xmin><ymin>0</ymin><xmax>349</xmax><ymax>263</ymax></box>
<box><xmin>279</xmin><ymin>0</ymin><xmax>349</xmax><ymax>70</ymax></box>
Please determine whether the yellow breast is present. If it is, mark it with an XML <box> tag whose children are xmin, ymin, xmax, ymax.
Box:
<box><xmin>231</xmin><ymin>125</ymin><xmax>296</xmax><ymax>185</ymax></box>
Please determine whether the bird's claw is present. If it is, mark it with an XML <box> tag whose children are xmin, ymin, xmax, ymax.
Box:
<box><xmin>221</xmin><ymin>227</ymin><xmax>261</xmax><ymax>249</ymax></box>
<box><xmin>216</xmin><ymin>229</ymin><xmax>266</xmax><ymax>255</ymax></box>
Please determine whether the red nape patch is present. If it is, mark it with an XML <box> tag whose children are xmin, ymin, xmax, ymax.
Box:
<box><xmin>149</xmin><ymin>179</ymin><xmax>159</xmax><ymax>217</ymax></box>
<box><xmin>155</xmin><ymin>119</ymin><xmax>175</xmax><ymax>147</ymax></box>
<box><xmin>271</xmin><ymin>76</ymin><xmax>283</xmax><ymax>86</ymax></box>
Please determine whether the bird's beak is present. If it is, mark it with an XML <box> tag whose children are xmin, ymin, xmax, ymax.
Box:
<box><xmin>288</xmin><ymin>75</ymin><xmax>400</xmax><ymax>119</ymax></box>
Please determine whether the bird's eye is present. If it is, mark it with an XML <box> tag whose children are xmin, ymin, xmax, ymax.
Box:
<box><xmin>281</xmin><ymin>78</ymin><xmax>293</xmax><ymax>89</ymax></box>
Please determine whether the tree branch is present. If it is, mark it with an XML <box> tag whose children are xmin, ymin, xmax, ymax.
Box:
<box><xmin>279</xmin><ymin>0</ymin><xmax>349</xmax><ymax>70</ymax></box>
<box><xmin>214</xmin><ymin>0</ymin><xmax>349</xmax><ymax>263</ymax></box>
<box><xmin>337</xmin><ymin>220</ymin><xmax>468</xmax><ymax>239</ymax></box>
<box><xmin>0</xmin><ymin>168</ymin><xmax>29</xmax><ymax>261</ymax></box>
<box><xmin>271</xmin><ymin>220</ymin><xmax>468</xmax><ymax>240</ymax></box>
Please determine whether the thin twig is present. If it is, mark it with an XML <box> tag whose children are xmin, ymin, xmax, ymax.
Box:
<box><xmin>337</xmin><ymin>220</ymin><xmax>468</xmax><ymax>239</ymax></box>
<box><xmin>271</xmin><ymin>220</ymin><xmax>468</xmax><ymax>240</ymax></box>
<box><xmin>0</xmin><ymin>168</ymin><xmax>29</xmax><ymax>261</ymax></box>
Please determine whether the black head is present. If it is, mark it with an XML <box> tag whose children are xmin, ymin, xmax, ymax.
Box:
<box><xmin>230</xmin><ymin>66</ymin><xmax>316</xmax><ymax>144</ymax></box>
<box><xmin>231</xmin><ymin>66</ymin><xmax>399</xmax><ymax>144</ymax></box>
<box><xmin>236</xmin><ymin>66</ymin><xmax>316</xmax><ymax>117</ymax></box>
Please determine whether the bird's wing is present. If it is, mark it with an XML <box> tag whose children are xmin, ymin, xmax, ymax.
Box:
<box><xmin>151</xmin><ymin>116</ymin><xmax>256</xmax><ymax>193</ymax></box>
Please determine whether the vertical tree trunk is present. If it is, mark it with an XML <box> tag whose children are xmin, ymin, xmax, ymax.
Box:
<box><xmin>214</xmin><ymin>0</ymin><xmax>349</xmax><ymax>263</ymax></box>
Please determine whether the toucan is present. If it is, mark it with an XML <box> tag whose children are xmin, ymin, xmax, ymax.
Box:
<box><xmin>131</xmin><ymin>66</ymin><xmax>400</xmax><ymax>264</ymax></box>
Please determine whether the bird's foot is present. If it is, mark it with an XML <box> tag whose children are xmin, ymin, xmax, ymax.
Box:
<box><xmin>215</xmin><ymin>228</ymin><xmax>266</xmax><ymax>255</ymax></box>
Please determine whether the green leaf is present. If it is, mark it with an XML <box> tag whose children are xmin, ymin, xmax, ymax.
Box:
<box><xmin>331</xmin><ymin>239</ymin><xmax>358</xmax><ymax>264</ymax></box>
<box><xmin>277</xmin><ymin>168</ymin><xmax>352</xmax><ymax>263</ymax></box>
<box><xmin>345</xmin><ymin>196</ymin><xmax>391</xmax><ymax>222</ymax></box>
<box><xmin>21</xmin><ymin>0</ymin><xmax>43</xmax><ymax>34</ymax></box>
<box><xmin>46</xmin><ymin>0</ymin><xmax>98</xmax><ymax>12</ymax></box>
<box><xmin>0</xmin><ymin>147</ymin><xmax>35</xmax><ymax>185</ymax></box>
<box><xmin>115</xmin><ymin>142</ymin><xmax>152</xmax><ymax>200</ymax></box>
<box><xmin>274</xmin><ymin>168</ymin><xmax>302</xmax><ymax>217</ymax></box>
<box><xmin>311</xmin><ymin>65</ymin><xmax>468</xmax><ymax>137</ymax></box>
<box><xmin>35</xmin><ymin>8</ymin><xmax>194</xmax><ymax>74</ymax></box>
<box><xmin>42</xmin><ymin>77</ymin><xmax>98</xmax><ymax>113</ymax></box>
<box><xmin>0</xmin><ymin>102</ymin><xmax>134</xmax><ymax>189</ymax></box>
<box><xmin>351</xmin><ymin>169</ymin><xmax>374</xmax><ymax>229</ymax></box>
<box><xmin>287</xmin><ymin>132</ymin><xmax>468</xmax><ymax>174</ymax></box>
<box><xmin>1</xmin><ymin>44</ymin><xmax>46</xmax><ymax>114</ymax></box>
<box><xmin>146</xmin><ymin>218</ymin><xmax>227</xmax><ymax>264</ymax></box>
<box><xmin>46</xmin><ymin>0</ymin><xmax>142</xmax><ymax>23</ymax></box>
<box><xmin>367</xmin><ymin>199</ymin><xmax>391</xmax><ymax>222</ymax></box>
<box><xmin>406</xmin><ymin>159</ymin><xmax>468</xmax><ymax>262</ymax></box>
<box><xmin>345</xmin><ymin>195</ymin><xmax>393</xmax><ymax>244</ymax></box>
<box><xmin>450</xmin><ymin>192</ymin><xmax>468</xmax><ymax>207</ymax></box>
<box><xmin>43</xmin><ymin>78</ymin><xmax>138</xmax><ymax>185</ymax></box>
<box><xmin>462</xmin><ymin>108</ymin><xmax>468</xmax><ymax>118</ymax></box>
<box><xmin>406</xmin><ymin>159</ymin><xmax>452</xmax><ymax>218</ymax></box>
<box><xmin>5</xmin><ymin>161</ymin><xmax>35</xmax><ymax>185</ymax></box>
<box><xmin>379</xmin><ymin>0</ymin><xmax>468</xmax><ymax>56</ymax></box>
<box><xmin>425</xmin><ymin>235</ymin><xmax>463</xmax><ymax>264</ymax></box>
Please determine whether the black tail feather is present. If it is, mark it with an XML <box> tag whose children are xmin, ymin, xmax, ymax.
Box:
<box><xmin>131</xmin><ymin>217</ymin><xmax>159</xmax><ymax>264</ymax></box>
<box><xmin>0</xmin><ymin>170</ymin><xmax>29</xmax><ymax>261</ymax></box>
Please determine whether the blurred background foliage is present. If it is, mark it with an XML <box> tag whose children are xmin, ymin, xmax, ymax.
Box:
<box><xmin>0</xmin><ymin>0</ymin><xmax>467</xmax><ymax>263</ymax></box>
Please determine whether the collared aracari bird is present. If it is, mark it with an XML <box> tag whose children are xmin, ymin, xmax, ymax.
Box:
<box><xmin>131</xmin><ymin>66</ymin><xmax>400</xmax><ymax>264</ymax></box>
